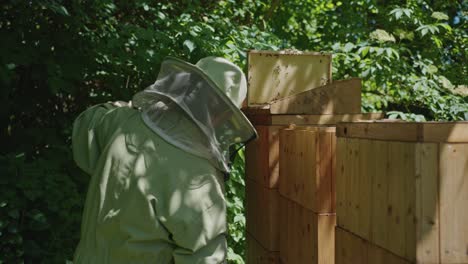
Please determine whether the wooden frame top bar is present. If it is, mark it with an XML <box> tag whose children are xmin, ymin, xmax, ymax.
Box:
<box><xmin>248</xmin><ymin>50</ymin><xmax>332</xmax><ymax>56</ymax></box>
<box><xmin>336</xmin><ymin>121</ymin><xmax>468</xmax><ymax>142</ymax></box>
<box><xmin>242</xmin><ymin>108</ymin><xmax>384</xmax><ymax>126</ymax></box>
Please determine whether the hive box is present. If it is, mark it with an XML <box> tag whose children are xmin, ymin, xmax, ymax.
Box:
<box><xmin>335</xmin><ymin>121</ymin><xmax>468</xmax><ymax>263</ymax></box>
<box><xmin>244</xmin><ymin>112</ymin><xmax>383</xmax><ymax>256</ymax></box>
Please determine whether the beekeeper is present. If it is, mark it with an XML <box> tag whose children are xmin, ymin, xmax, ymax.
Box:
<box><xmin>71</xmin><ymin>57</ymin><xmax>257</xmax><ymax>263</ymax></box>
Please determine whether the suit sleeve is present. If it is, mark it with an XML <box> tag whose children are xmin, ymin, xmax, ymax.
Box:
<box><xmin>71</xmin><ymin>103</ymin><xmax>116</xmax><ymax>175</ymax></box>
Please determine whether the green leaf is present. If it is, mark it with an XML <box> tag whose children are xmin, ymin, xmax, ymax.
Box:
<box><xmin>360</xmin><ymin>46</ymin><xmax>370</xmax><ymax>57</ymax></box>
<box><xmin>431</xmin><ymin>12</ymin><xmax>449</xmax><ymax>20</ymax></box>
<box><xmin>183</xmin><ymin>40</ymin><xmax>196</xmax><ymax>53</ymax></box>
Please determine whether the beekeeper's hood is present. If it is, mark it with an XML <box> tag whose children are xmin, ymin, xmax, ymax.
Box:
<box><xmin>132</xmin><ymin>56</ymin><xmax>257</xmax><ymax>173</ymax></box>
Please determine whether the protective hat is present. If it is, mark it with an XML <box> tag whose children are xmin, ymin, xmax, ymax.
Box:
<box><xmin>195</xmin><ymin>56</ymin><xmax>247</xmax><ymax>108</ymax></box>
<box><xmin>132</xmin><ymin>57</ymin><xmax>257</xmax><ymax>172</ymax></box>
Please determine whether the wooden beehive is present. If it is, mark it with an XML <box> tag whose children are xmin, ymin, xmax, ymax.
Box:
<box><xmin>245</xmin><ymin>49</ymin><xmax>382</xmax><ymax>263</ymax></box>
<box><xmin>244</xmin><ymin>112</ymin><xmax>383</xmax><ymax>262</ymax></box>
<box><xmin>335</xmin><ymin>121</ymin><xmax>468</xmax><ymax>264</ymax></box>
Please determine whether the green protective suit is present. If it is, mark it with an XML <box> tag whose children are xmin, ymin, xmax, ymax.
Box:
<box><xmin>72</xmin><ymin>103</ymin><xmax>227</xmax><ymax>263</ymax></box>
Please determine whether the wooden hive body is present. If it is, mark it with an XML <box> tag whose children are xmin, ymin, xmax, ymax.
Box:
<box><xmin>244</xmin><ymin>112</ymin><xmax>383</xmax><ymax>263</ymax></box>
<box><xmin>335</xmin><ymin>121</ymin><xmax>468</xmax><ymax>264</ymax></box>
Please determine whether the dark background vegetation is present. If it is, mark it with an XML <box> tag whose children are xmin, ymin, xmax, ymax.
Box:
<box><xmin>1</xmin><ymin>0</ymin><xmax>466</xmax><ymax>263</ymax></box>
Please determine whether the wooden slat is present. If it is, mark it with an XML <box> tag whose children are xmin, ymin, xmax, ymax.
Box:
<box><xmin>370</xmin><ymin>140</ymin><xmax>389</xmax><ymax>249</ymax></box>
<box><xmin>279</xmin><ymin>195</ymin><xmax>335</xmax><ymax>264</ymax></box>
<box><xmin>337</xmin><ymin>122</ymin><xmax>421</xmax><ymax>142</ymax></box>
<box><xmin>337</xmin><ymin>121</ymin><xmax>468</xmax><ymax>142</ymax></box>
<box><xmin>317</xmin><ymin>130</ymin><xmax>335</xmax><ymax>213</ymax></box>
<box><xmin>331</xmin><ymin>134</ymin><xmax>337</xmax><ymax>216</ymax></box>
<box><xmin>278</xmin><ymin>195</ymin><xmax>289</xmax><ymax>264</ymax></box>
<box><xmin>386</xmin><ymin>142</ymin><xmax>414</xmax><ymax>259</ymax></box>
<box><xmin>422</xmin><ymin>123</ymin><xmax>468</xmax><ymax>143</ymax></box>
<box><xmin>346</xmin><ymin>138</ymin><xmax>359</xmax><ymax>235</ymax></box>
<box><xmin>356</xmin><ymin>139</ymin><xmax>372</xmax><ymax>240</ymax></box>
<box><xmin>246</xmin><ymin>126</ymin><xmax>269</xmax><ymax>185</ymax></box>
<box><xmin>439</xmin><ymin>143</ymin><xmax>468</xmax><ymax>263</ymax></box>
<box><xmin>335</xmin><ymin>226</ymin><xmax>367</xmax><ymax>264</ymax></box>
<box><xmin>269</xmin><ymin>78</ymin><xmax>361</xmax><ymax>114</ymax></box>
<box><xmin>415</xmin><ymin>143</ymin><xmax>439</xmax><ymax>262</ymax></box>
<box><xmin>317</xmin><ymin>213</ymin><xmax>336</xmax><ymax>264</ymax></box>
<box><xmin>247</xmin><ymin>233</ymin><xmax>280</xmax><ymax>264</ymax></box>
<box><xmin>335</xmin><ymin>137</ymin><xmax>347</xmax><ymax>229</ymax></box>
<box><xmin>336</xmin><ymin>227</ymin><xmax>412</xmax><ymax>264</ymax></box>
<box><xmin>242</xmin><ymin>109</ymin><xmax>384</xmax><ymax>126</ymax></box>
<box><xmin>279</xmin><ymin>127</ymin><xmax>335</xmax><ymax>213</ymax></box>
<box><xmin>246</xmin><ymin>125</ymin><xmax>283</xmax><ymax>188</ymax></box>
<box><xmin>271</xmin><ymin>113</ymin><xmax>384</xmax><ymax>126</ymax></box>
<box><xmin>247</xmin><ymin>50</ymin><xmax>332</xmax><ymax>105</ymax></box>
<box><xmin>246</xmin><ymin>178</ymin><xmax>279</xmax><ymax>251</ymax></box>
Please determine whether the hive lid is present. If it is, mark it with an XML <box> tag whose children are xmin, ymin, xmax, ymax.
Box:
<box><xmin>336</xmin><ymin>120</ymin><xmax>468</xmax><ymax>142</ymax></box>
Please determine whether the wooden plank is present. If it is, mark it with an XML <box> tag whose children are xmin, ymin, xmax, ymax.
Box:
<box><xmin>439</xmin><ymin>143</ymin><xmax>468</xmax><ymax>263</ymax></box>
<box><xmin>337</xmin><ymin>122</ymin><xmax>421</xmax><ymax>142</ymax></box>
<box><xmin>243</xmin><ymin>110</ymin><xmax>383</xmax><ymax>126</ymax></box>
<box><xmin>335</xmin><ymin>137</ymin><xmax>347</xmax><ymax>229</ymax></box>
<box><xmin>346</xmin><ymin>138</ymin><xmax>360</xmax><ymax>234</ymax></box>
<box><xmin>279</xmin><ymin>196</ymin><xmax>335</xmax><ymax>264</ymax></box>
<box><xmin>414</xmin><ymin>143</ymin><xmax>439</xmax><ymax>263</ymax></box>
<box><xmin>247</xmin><ymin>233</ymin><xmax>280</xmax><ymax>264</ymax></box>
<box><xmin>370</xmin><ymin>140</ymin><xmax>389</xmax><ymax>249</ymax></box>
<box><xmin>269</xmin><ymin>78</ymin><xmax>361</xmax><ymax>114</ymax></box>
<box><xmin>337</xmin><ymin>121</ymin><xmax>468</xmax><ymax>142</ymax></box>
<box><xmin>247</xmin><ymin>50</ymin><xmax>332</xmax><ymax>105</ymax></box>
<box><xmin>278</xmin><ymin>195</ymin><xmax>289</xmax><ymax>264</ymax></box>
<box><xmin>367</xmin><ymin>239</ymin><xmax>413</xmax><ymax>264</ymax></box>
<box><xmin>317</xmin><ymin>214</ymin><xmax>336</xmax><ymax>264</ymax></box>
<box><xmin>422</xmin><ymin>122</ymin><xmax>468</xmax><ymax>143</ymax></box>
<box><xmin>246</xmin><ymin>126</ymin><xmax>269</xmax><ymax>185</ymax></box>
<box><xmin>246</xmin><ymin>125</ymin><xmax>283</xmax><ymax>188</ymax></box>
<box><xmin>336</xmin><ymin>227</ymin><xmax>412</xmax><ymax>264</ymax></box>
<box><xmin>331</xmin><ymin>134</ymin><xmax>337</xmax><ymax>215</ymax></box>
<box><xmin>355</xmin><ymin>139</ymin><xmax>372</xmax><ymax>241</ymax></box>
<box><xmin>267</xmin><ymin>126</ymin><xmax>281</xmax><ymax>188</ymax></box>
<box><xmin>385</xmin><ymin>142</ymin><xmax>413</xmax><ymax>259</ymax></box>
<box><xmin>316</xmin><ymin>130</ymin><xmax>334</xmax><ymax>213</ymax></box>
<box><xmin>279</xmin><ymin>127</ymin><xmax>335</xmax><ymax>213</ymax></box>
<box><xmin>335</xmin><ymin>227</ymin><xmax>367</xmax><ymax>264</ymax></box>
<box><xmin>271</xmin><ymin>113</ymin><xmax>384</xmax><ymax>126</ymax></box>
<box><xmin>246</xmin><ymin>178</ymin><xmax>280</xmax><ymax>251</ymax></box>
<box><xmin>279</xmin><ymin>129</ymin><xmax>293</xmax><ymax>202</ymax></box>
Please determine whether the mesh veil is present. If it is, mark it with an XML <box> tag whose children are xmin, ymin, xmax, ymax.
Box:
<box><xmin>132</xmin><ymin>57</ymin><xmax>257</xmax><ymax>172</ymax></box>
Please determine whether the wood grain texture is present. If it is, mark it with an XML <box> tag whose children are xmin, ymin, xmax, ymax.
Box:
<box><xmin>245</xmin><ymin>125</ymin><xmax>283</xmax><ymax>188</ymax></box>
<box><xmin>337</xmin><ymin>121</ymin><xmax>468</xmax><ymax>142</ymax></box>
<box><xmin>247</xmin><ymin>50</ymin><xmax>332</xmax><ymax>105</ymax></box>
<box><xmin>269</xmin><ymin>78</ymin><xmax>361</xmax><ymax>114</ymax></box>
<box><xmin>336</xmin><ymin>227</ymin><xmax>412</xmax><ymax>264</ymax></box>
<box><xmin>243</xmin><ymin>108</ymin><xmax>383</xmax><ymax>126</ymax></box>
<box><xmin>246</xmin><ymin>178</ymin><xmax>280</xmax><ymax>251</ymax></box>
<box><xmin>439</xmin><ymin>143</ymin><xmax>468</xmax><ymax>263</ymax></box>
<box><xmin>415</xmin><ymin>143</ymin><xmax>439</xmax><ymax>263</ymax></box>
<box><xmin>246</xmin><ymin>233</ymin><xmax>280</xmax><ymax>264</ymax></box>
<box><xmin>279</xmin><ymin>195</ymin><xmax>335</xmax><ymax>264</ymax></box>
<box><xmin>279</xmin><ymin>127</ymin><xmax>335</xmax><ymax>213</ymax></box>
<box><xmin>337</xmin><ymin>135</ymin><xmax>468</xmax><ymax>263</ymax></box>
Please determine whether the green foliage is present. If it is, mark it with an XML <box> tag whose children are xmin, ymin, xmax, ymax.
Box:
<box><xmin>1</xmin><ymin>0</ymin><xmax>466</xmax><ymax>263</ymax></box>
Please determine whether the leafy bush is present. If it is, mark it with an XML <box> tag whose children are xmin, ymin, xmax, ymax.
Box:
<box><xmin>1</xmin><ymin>0</ymin><xmax>466</xmax><ymax>263</ymax></box>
